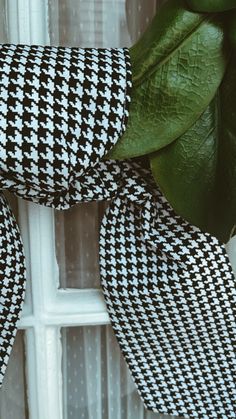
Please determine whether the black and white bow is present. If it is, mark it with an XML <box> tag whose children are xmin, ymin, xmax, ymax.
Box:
<box><xmin>0</xmin><ymin>44</ymin><xmax>236</xmax><ymax>418</ymax></box>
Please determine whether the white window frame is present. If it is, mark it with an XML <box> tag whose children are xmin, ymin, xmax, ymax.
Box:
<box><xmin>6</xmin><ymin>2</ymin><xmax>110</xmax><ymax>418</ymax></box>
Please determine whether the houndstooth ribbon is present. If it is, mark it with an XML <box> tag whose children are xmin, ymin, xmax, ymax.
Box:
<box><xmin>0</xmin><ymin>44</ymin><xmax>236</xmax><ymax>418</ymax></box>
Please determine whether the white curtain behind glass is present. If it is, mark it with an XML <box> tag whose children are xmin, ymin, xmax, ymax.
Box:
<box><xmin>49</xmin><ymin>1</ymin><xmax>176</xmax><ymax>418</ymax></box>
<box><xmin>62</xmin><ymin>325</ymin><xmax>174</xmax><ymax>419</ymax></box>
<box><xmin>0</xmin><ymin>331</ymin><xmax>28</xmax><ymax>419</ymax></box>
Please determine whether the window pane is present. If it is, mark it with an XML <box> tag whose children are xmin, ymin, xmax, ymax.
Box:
<box><xmin>48</xmin><ymin>0</ymin><xmax>160</xmax><ymax>48</ymax></box>
<box><xmin>51</xmin><ymin>0</ymin><xmax>158</xmax><ymax>288</ymax></box>
<box><xmin>0</xmin><ymin>331</ymin><xmax>28</xmax><ymax>419</ymax></box>
<box><xmin>0</xmin><ymin>0</ymin><xmax>8</xmax><ymax>43</ymax></box>
<box><xmin>62</xmin><ymin>325</ymin><xmax>174</xmax><ymax>419</ymax></box>
<box><xmin>55</xmin><ymin>203</ymin><xmax>106</xmax><ymax>288</ymax></box>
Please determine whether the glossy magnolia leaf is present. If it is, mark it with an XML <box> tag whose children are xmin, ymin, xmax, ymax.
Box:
<box><xmin>209</xmin><ymin>57</ymin><xmax>236</xmax><ymax>243</ymax></box>
<box><xmin>229</xmin><ymin>12</ymin><xmax>236</xmax><ymax>50</ymax></box>
<box><xmin>151</xmin><ymin>56</ymin><xmax>236</xmax><ymax>244</ymax></box>
<box><xmin>150</xmin><ymin>100</ymin><xmax>218</xmax><ymax>236</ymax></box>
<box><xmin>186</xmin><ymin>0</ymin><xmax>236</xmax><ymax>12</ymax></box>
<box><xmin>108</xmin><ymin>0</ymin><xmax>229</xmax><ymax>160</ymax></box>
<box><xmin>130</xmin><ymin>0</ymin><xmax>204</xmax><ymax>85</ymax></box>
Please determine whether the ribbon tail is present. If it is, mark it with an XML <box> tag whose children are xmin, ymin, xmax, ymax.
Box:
<box><xmin>0</xmin><ymin>193</ymin><xmax>26</xmax><ymax>386</ymax></box>
<box><xmin>99</xmin><ymin>162</ymin><xmax>236</xmax><ymax>418</ymax></box>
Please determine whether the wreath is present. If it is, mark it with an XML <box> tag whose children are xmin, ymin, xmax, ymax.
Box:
<box><xmin>1</xmin><ymin>2</ymin><xmax>236</xmax><ymax>418</ymax></box>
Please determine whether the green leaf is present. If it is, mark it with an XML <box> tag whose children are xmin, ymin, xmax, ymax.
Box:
<box><xmin>210</xmin><ymin>57</ymin><xmax>236</xmax><ymax>242</ymax></box>
<box><xmin>108</xmin><ymin>0</ymin><xmax>229</xmax><ymax>160</ymax></box>
<box><xmin>186</xmin><ymin>0</ymin><xmax>236</xmax><ymax>12</ymax></box>
<box><xmin>130</xmin><ymin>0</ymin><xmax>205</xmax><ymax>85</ymax></box>
<box><xmin>229</xmin><ymin>12</ymin><xmax>236</xmax><ymax>50</ymax></box>
<box><xmin>150</xmin><ymin>56</ymin><xmax>236</xmax><ymax>244</ymax></box>
<box><xmin>150</xmin><ymin>99</ymin><xmax>219</xmax><ymax>235</ymax></box>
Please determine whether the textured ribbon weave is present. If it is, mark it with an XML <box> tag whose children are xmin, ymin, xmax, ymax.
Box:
<box><xmin>0</xmin><ymin>44</ymin><xmax>236</xmax><ymax>418</ymax></box>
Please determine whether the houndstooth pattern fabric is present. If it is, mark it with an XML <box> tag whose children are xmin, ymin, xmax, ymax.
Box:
<box><xmin>0</xmin><ymin>44</ymin><xmax>131</xmax><ymax>205</ymax></box>
<box><xmin>0</xmin><ymin>194</ymin><xmax>26</xmax><ymax>384</ymax></box>
<box><xmin>0</xmin><ymin>44</ymin><xmax>131</xmax><ymax>386</ymax></box>
<box><xmin>0</xmin><ymin>44</ymin><xmax>236</xmax><ymax>418</ymax></box>
<box><xmin>99</xmin><ymin>161</ymin><xmax>236</xmax><ymax>418</ymax></box>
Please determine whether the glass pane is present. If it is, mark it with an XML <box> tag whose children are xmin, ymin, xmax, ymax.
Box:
<box><xmin>0</xmin><ymin>0</ymin><xmax>8</xmax><ymax>44</ymax></box>
<box><xmin>48</xmin><ymin>0</ymin><xmax>160</xmax><ymax>48</ymax></box>
<box><xmin>0</xmin><ymin>331</ymin><xmax>28</xmax><ymax>419</ymax></box>
<box><xmin>62</xmin><ymin>325</ymin><xmax>175</xmax><ymax>419</ymax></box>
<box><xmin>55</xmin><ymin>203</ymin><xmax>106</xmax><ymax>288</ymax></box>
<box><xmin>51</xmin><ymin>0</ymin><xmax>158</xmax><ymax>288</ymax></box>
